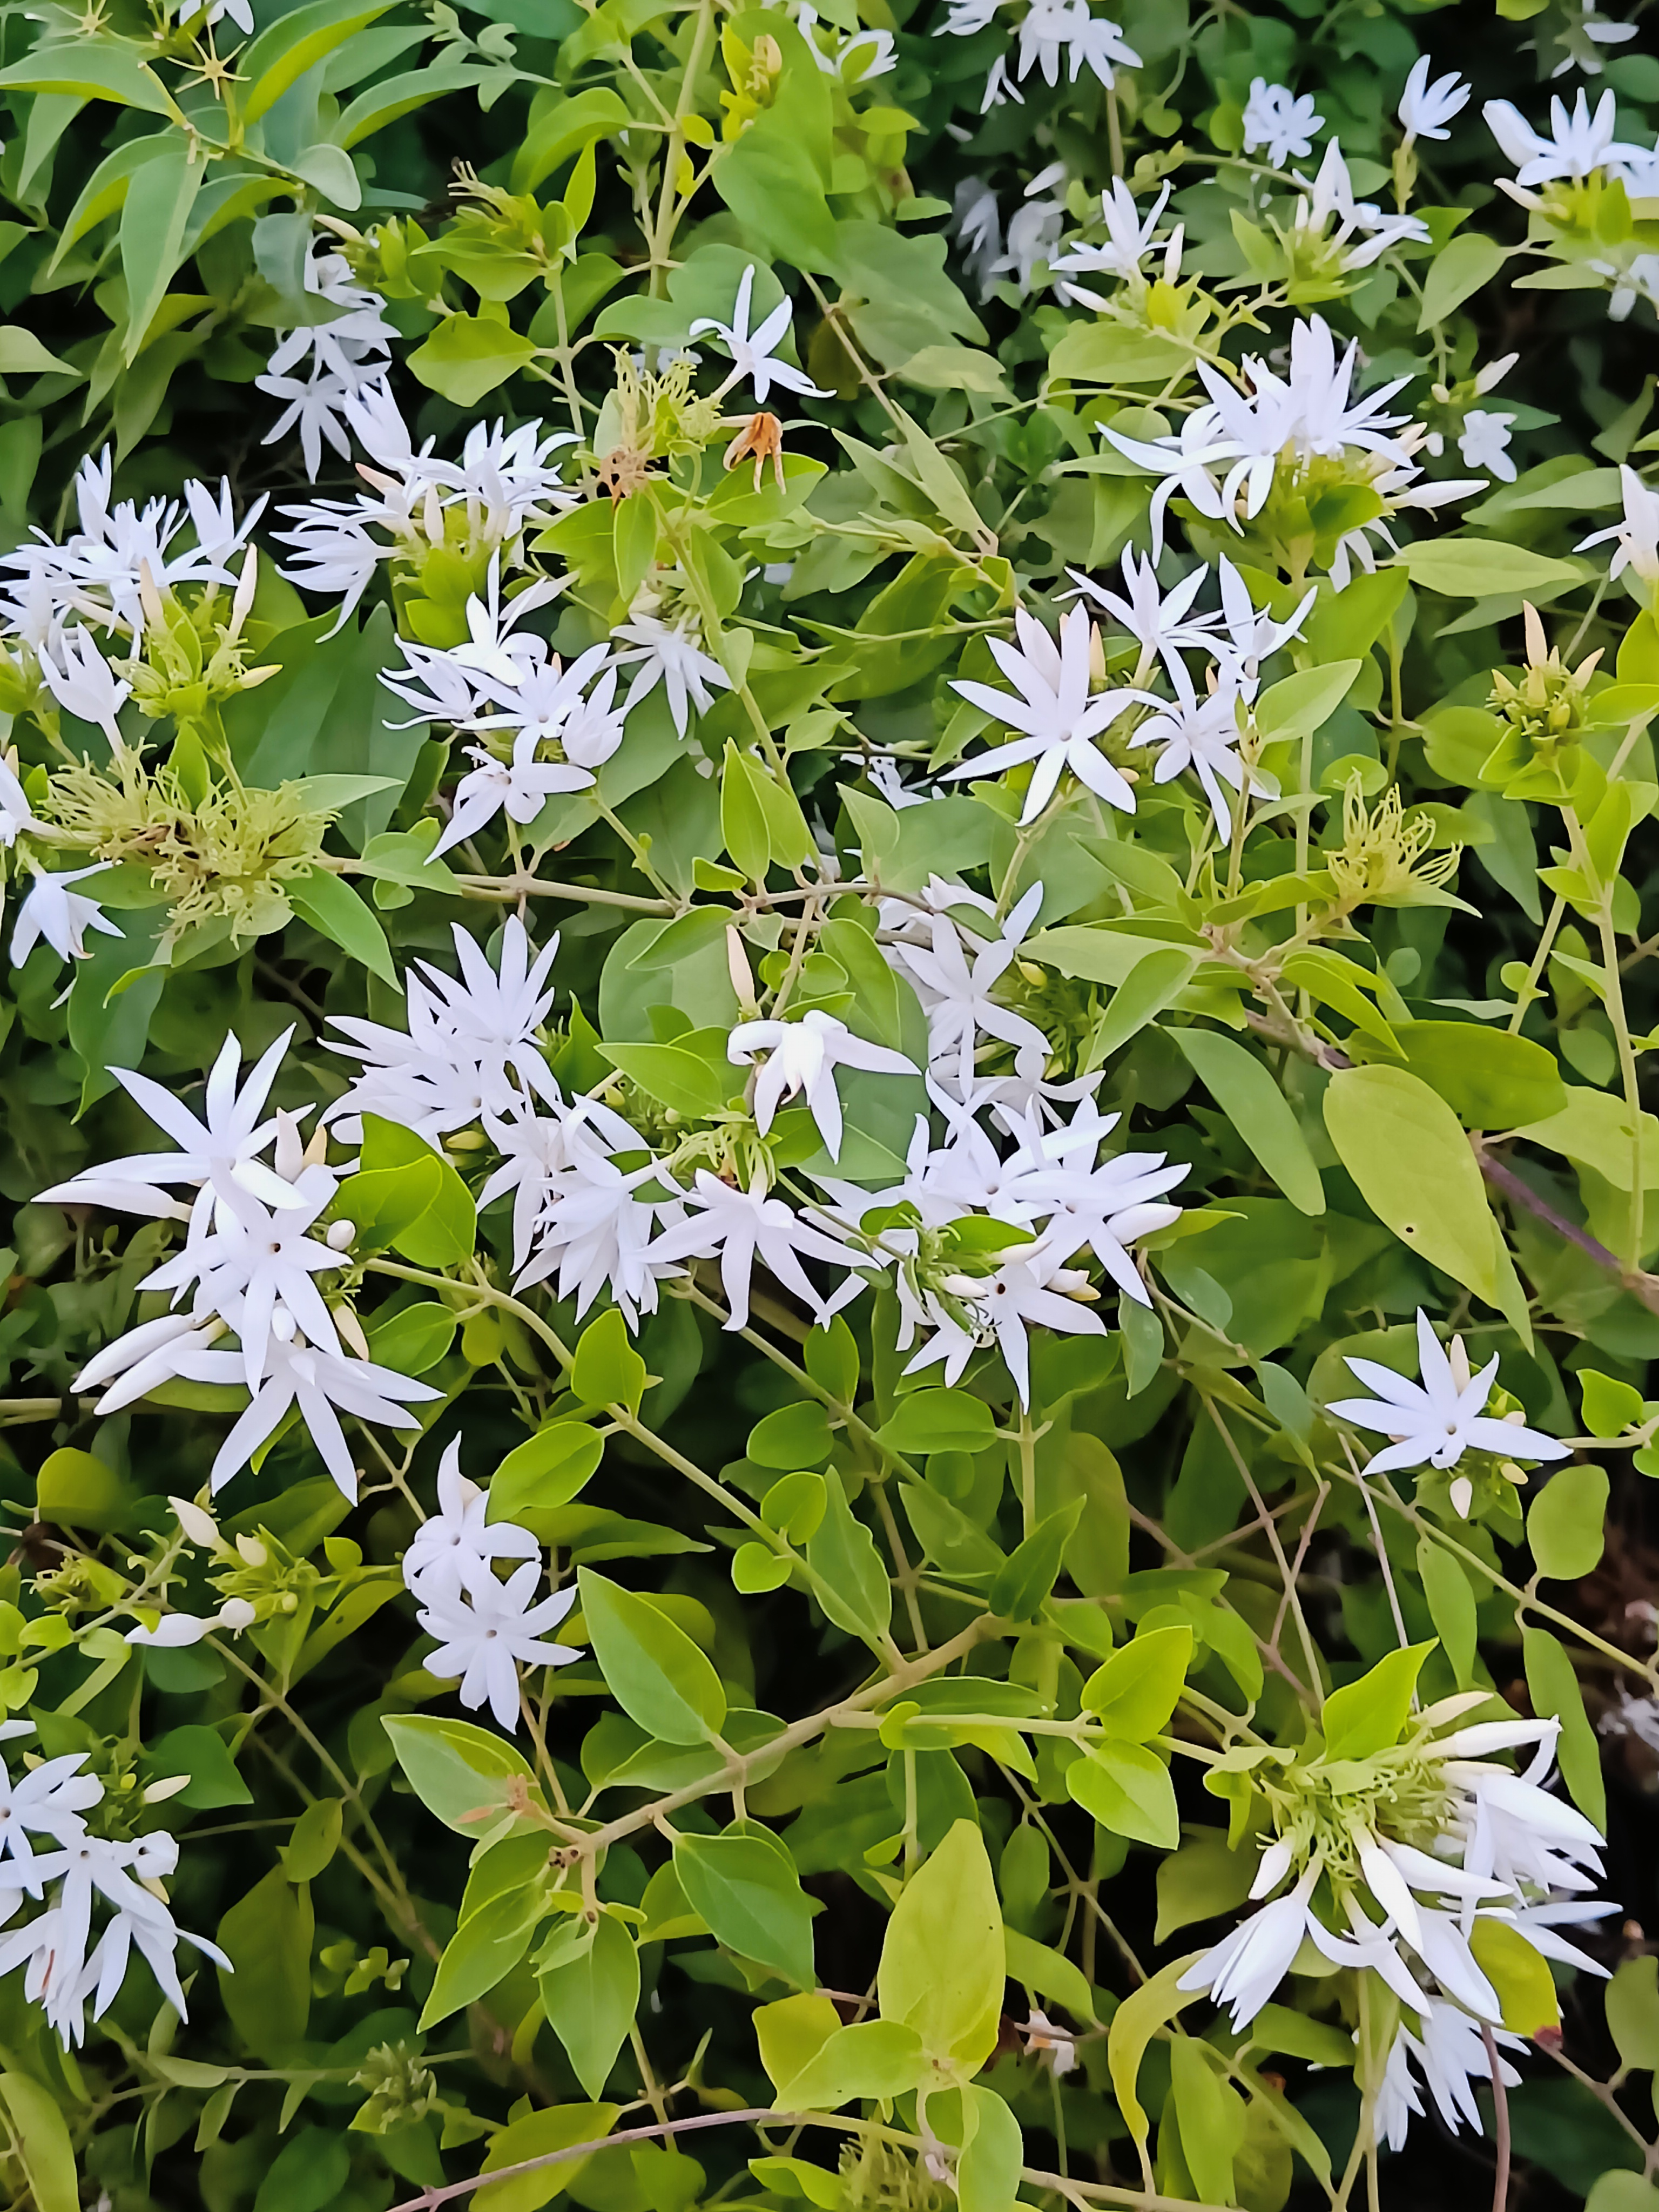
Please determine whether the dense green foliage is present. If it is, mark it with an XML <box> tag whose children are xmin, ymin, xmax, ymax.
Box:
<box><xmin>0</xmin><ymin>0</ymin><xmax>1657</xmax><ymax>2209</ymax></box>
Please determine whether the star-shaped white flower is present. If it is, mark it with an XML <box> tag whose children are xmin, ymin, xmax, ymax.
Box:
<box><xmin>1326</xmin><ymin>1307</ymin><xmax>1569</xmax><ymax>1480</ymax></box>
<box><xmin>690</xmin><ymin>266</ymin><xmax>830</xmax><ymax>408</ymax></box>
<box><xmin>727</xmin><ymin>1009</ymin><xmax>916</xmax><ymax>1159</ymax></box>
<box><xmin>943</xmin><ymin>604</ymin><xmax>1151</xmax><ymax>823</ymax></box>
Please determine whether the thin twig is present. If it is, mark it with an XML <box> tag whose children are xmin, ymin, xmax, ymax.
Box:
<box><xmin>1483</xmin><ymin>2027</ymin><xmax>1512</xmax><ymax>2212</ymax></box>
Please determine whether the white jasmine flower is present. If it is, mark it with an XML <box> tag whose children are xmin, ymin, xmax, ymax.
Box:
<box><xmin>416</xmin><ymin>1558</ymin><xmax>580</xmax><ymax>1731</ymax></box>
<box><xmin>166</xmin><ymin>1325</ymin><xmax>441</xmax><ymax>1498</ymax></box>
<box><xmin>0</xmin><ymin>448</ymin><xmax>264</xmax><ymax>645</ymax></box>
<box><xmin>433</xmin><ymin>730</ymin><xmax>594</xmax><ymax>857</ymax></box>
<box><xmin>1051</xmin><ymin>181</ymin><xmax>1180</xmax><ymax>304</ymax></box>
<box><xmin>887</xmin><ymin>881</ymin><xmax>1051</xmax><ymax>1081</ymax></box>
<box><xmin>1243</xmin><ymin>79</ymin><xmax>1323</xmax><ymax>167</ymax></box>
<box><xmin>257</xmin><ymin>239</ymin><xmax>397</xmax><ymax>480</ymax></box>
<box><xmin>1064</xmin><ymin>550</ymin><xmax>1216</xmax><ymax>684</ymax></box>
<box><xmin>402</xmin><ymin>1437</ymin><xmax>541</xmax><ymax>1601</ymax></box>
<box><xmin>648</xmin><ymin>1170</ymin><xmax>861</xmax><ymax>1330</ymax></box>
<box><xmin>1378</xmin><ymin>2002</ymin><xmax>1523</xmax><ymax>2152</ymax></box>
<box><xmin>1548</xmin><ymin>0</ymin><xmax>1637</xmax><ymax>77</ymax></box>
<box><xmin>1130</xmin><ymin>669</ymin><xmax>1252</xmax><ymax>842</ymax></box>
<box><xmin>1327</xmin><ymin>1307</ymin><xmax>1570</xmax><ymax>1479</ymax></box>
<box><xmin>983</xmin><ymin>0</ymin><xmax>1139</xmax><ymax>110</ymax></box>
<box><xmin>1210</xmin><ymin>556</ymin><xmax>1315</xmax><ymax>698</ymax></box>
<box><xmin>1182</xmin><ymin>1700</ymin><xmax>1608</xmax><ymax>2037</ymax></box>
<box><xmin>1398</xmin><ymin>57</ymin><xmax>1470</xmax><ymax>144</ymax></box>
<box><xmin>1459</xmin><ymin>409</ymin><xmax>1518</xmax><ymax>480</ymax></box>
<box><xmin>727</xmin><ymin>1010</ymin><xmax>916</xmax><ymax>1159</ymax></box>
<box><xmin>140</xmin><ymin>1184</ymin><xmax>349</xmax><ymax>1393</ymax></box>
<box><xmin>10</xmin><ymin>863</ymin><xmax>120</xmax><ymax>970</ymax></box>
<box><xmin>41</xmin><ymin>1025</ymin><xmax>302</xmax><ymax>1223</ymax></box>
<box><xmin>986</xmin><ymin>174</ymin><xmax>1068</xmax><ymax>296</ymax></box>
<box><xmin>0</xmin><ymin>755</ymin><xmax>49</xmax><ymax>847</ymax></box>
<box><xmin>689</xmin><ymin>266</ymin><xmax>830</xmax><ymax>408</ymax></box>
<box><xmin>1594</xmin><ymin>249</ymin><xmax>1659</xmax><ymax>321</ymax></box>
<box><xmin>902</xmin><ymin>1235</ymin><xmax>1107</xmax><ymax>1406</ymax></box>
<box><xmin>465</xmin><ymin>639</ymin><xmax>625</xmax><ymax>761</ymax></box>
<box><xmin>483</xmin><ymin>1102</ymin><xmax>685</xmax><ymax>1326</ymax></box>
<box><xmin>1183</xmin><ymin>1867</ymin><xmax>1323</xmax><ymax>2028</ymax></box>
<box><xmin>943</xmin><ymin>603</ymin><xmax>1148</xmax><ymax>824</ymax></box>
<box><xmin>953</xmin><ymin>180</ymin><xmax>1003</xmax><ymax>301</ymax></box>
<box><xmin>1292</xmin><ymin>140</ymin><xmax>1432</xmax><ymax>270</ymax></box>
<box><xmin>613</xmin><ymin>609</ymin><xmax>731</xmax><ymax>737</ymax></box>
<box><xmin>1578</xmin><ymin>463</ymin><xmax>1659</xmax><ymax>586</ymax></box>
<box><xmin>37</xmin><ymin>627</ymin><xmax>131</xmax><ymax>745</ymax></box>
<box><xmin>1483</xmin><ymin>87</ymin><xmax>1636</xmax><ymax>185</ymax></box>
<box><xmin>327</xmin><ymin>916</ymin><xmax>561</xmax><ymax>1142</ymax></box>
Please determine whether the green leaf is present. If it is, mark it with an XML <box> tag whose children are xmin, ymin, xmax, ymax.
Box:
<box><xmin>878</xmin><ymin>1387</ymin><xmax>996</xmax><ymax>1455</ymax></box>
<box><xmin>1001</xmin><ymin>1926</ymin><xmax>1097</xmax><ymax>2022</ymax></box>
<box><xmin>286</xmin><ymin>865</ymin><xmax>397</xmax><ymax>986</ymax></box>
<box><xmin>490</xmin><ymin>1422</ymin><xmax>606</xmax><ymax>1522</ymax></box>
<box><xmin>511</xmin><ymin>87</ymin><xmax>632</xmax><ymax>195</ymax></box>
<box><xmin>237</xmin><ymin>0</ymin><xmax>397</xmax><ymax>124</ymax></box>
<box><xmin>1080</xmin><ymin>1624</ymin><xmax>1192</xmax><ymax>1740</ymax></box>
<box><xmin>144</xmin><ymin>1723</ymin><xmax>251</xmax><ymax>1810</ymax></box>
<box><xmin>216</xmin><ymin>1866</ymin><xmax>313</xmax><ymax>2051</ymax></box>
<box><xmin>0</xmin><ymin>327</ymin><xmax>75</xmax><ymax>378</ymax></box>
<box><xmin>35</xmin><ymin>1446</ymin><xmax>135</xmax><ymax>1532</ymax></box>
<box><xmin>1168</xmin><ymin>2038</ymin><xmax>1244</xmax><ymax>2209</ymax></box>
<box><xmin>253</xmin><ymin>2125</ymin><xmax>349</xmax><ymax>2212</ymax></box>
<box><xmin>1154</xmin><ymin>1829</ymin><xmax>1258</xmax><ymax>1944</ymax></box>
<box><xmin>957</xmin><ymin>2088</ymin><xmax>1022</xmax><ymax>2212</ymax></box>
<box><xmin>877</xmin><ymin>1819</ymin><xmax>1004</xmax><ymax>2074</ymax></box>
<box><xmin>721</xmin><ymin>741</ymin><xmax>774</xmax><ymax>882</ymax></box>
<box><xmin>288</xmin><ymin>144</ymin><xmax>362</xmax><ymax>213</ymax></box>
<box><xmin>365</xmin><ymin>1300</ymin><xmax>457</xmax><ymax>1376</ymax></box>
<box><xmin>382</xmin><ymin>1713</ymin><xmax>541</xmax><ymax>1832</ymax></box>
<box><xmin>577</xmin><ymin>1568</ymin><xmax>727</xmax><ymax>1745</ymax></box>
<box><xmin>988</xmin><ymin>1498</ymin><xmax>1082</xmax><ymax>1620</ymax></box>
<box><xmin>773</xmin><ymin>2019</ymin><xmax>928</xmax><ymax>2107</ymax></box>
<box><xmin>1088</xmin><ymin>946</ymin><xmax>1199</xmax><ymax>1065</ymax></box>
<box><xmin>477</xmin><ymin>2106</ymin><xmax>618</xmax><ymax>2212</ymax></box>
<box><xmin>673</xmin><ymin>1824</ymin><xmax>817</xmax><ymax>1986</ymax></box>
<box><xmin>755</xmin><ymin>1992</ymin><xmax>840</xmax><ymax>2094</ymax></box>
<box><xmin>421</xmin><ymin>1885</ymin><xmax>548</xmax><ymax>2027</ymax></box>
<box><xmin>1586</xmin><ymin>2179</ymin><xmax>1659</xmax><ymax>2212</ymax></box>
<box><xmin>1322</xmin><ymin>1065</ymin><xmax>1509</xmax><ymax>1310</ymax></box>
<box><xmin>1066</xmin><ymin>1738</ymin><xmax>1179</xmax><ymax>1848</ymax></box>
<box><xmin>351</xmin><ymin>1115</ymin><xmax>476</xmax><ymax>1266</ymax></box>
<box><xmin>1469</xmin><ymin>1918</ymin><xmax>1559</xmax><ymax>2035</ymax></box>
<box><xmin>1107</xmin><ymin>1953</ymin><xmax>1202</xmax><ymax>2147</ymax></box>
<box><xmin>749</xmin><ymin>1400</ymin><xmax>835</xmax><ymax>1469</ymax></box>
<box><xmin>1172</xmin><ymin>1029</ymin><xmax>1324</xmax><ymax>1215</ymax></box>
<box><xmin>336</xmin><ymin>60</ymin><xmax>499</xmax><ymax>146</ymax></box>
<box><xmin>1416</xmin><ymin>1536</ymin><xmax>1478</xmax><ymax>1687</ymax></box>
<box><xmin>0</xmin><ymin>42</ymin><xmax>177</xmax><ymax>117</ymax></box>
<box><xmin>1581</xmin><ymin>1368</ymin><xmax>1644</xmax><ymax>1438</ymax></box>
<box><xmin>1418</xmin><ymin>232</ymin><xmax>1509</xmax><ymax>330</ymax></box>
<box><xmin>538</xmin><ymin>1914</ymin><xmax>640</xmax><ymax>2100</ymax></box>
<box><xmin>1528</xmin><ymin>1466</ymin><xmax>1609</xmax><ymax>1581</ymax></box>
<box><xmin>0</xmin><ymin>2074</ymin><xmax>77</xmax><ymax>2212</ymax></box>
<box><xmin>1393</xmin><ymin>1020</ymin><xmax>1567</xmax><ymax>1130</ymax></box>
<box><xmin>1320</xmin><ymin>1643</ymin><xmax>1431</xmax><ymax>1760</ymax></box>
<box><xmin>1253</xmin><ymin>660</ymin><xmax>1363</xmax><ymax>745</ymax></box>
<box><xmin>1398</xmin><ymin>537</ymin><xmax>1583</xmax><ymax>599</ymax></box>
<box><xmin>571</xmin><ymin>1307</ymin><xmax>648</xmax><ymax>1414</ymax></box>
<box><xmin>803</xmin><ymin>1473</ymin><xmax>893</xmax><ymax>1646</ymax></box>
<box><xmin>1607</xmin><ymin>1955</ymin><xmax>1659</xmax><ymax>2073</ymax></box>
<box><xmin>408</xmin><ymin>313</ymin><xmax>539</xmax><ymax>408</ymax></box>
<box><xmin>279</xmin><ymin>1798</ymin><xmax>343</xmax><ymax>1884</ymax></box>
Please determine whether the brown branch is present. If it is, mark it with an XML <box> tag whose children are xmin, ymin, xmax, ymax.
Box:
<box><xmin>1482</xmin><ymin>2027</ymin><xmax>1512</xmax><ymax>2212</ymax></box>
<box><xmin>1473</xmin><ymin>1138</ymin><xmax>1659</xmax><ymax>1317</ymax></box>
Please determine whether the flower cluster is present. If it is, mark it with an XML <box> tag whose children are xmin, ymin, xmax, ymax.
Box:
<box><xmin>0</xmin><ymin>1721</ymin><xmax>225</xmax><ymax>2048</ymax></box>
